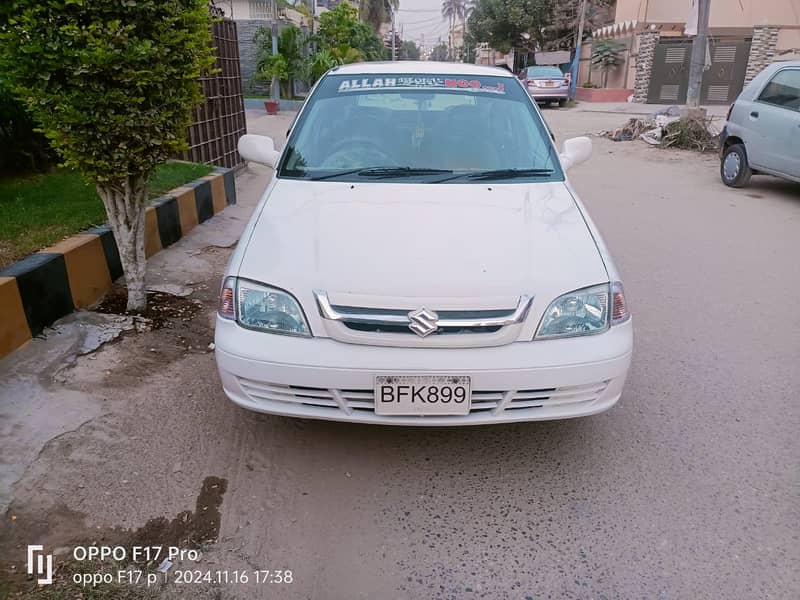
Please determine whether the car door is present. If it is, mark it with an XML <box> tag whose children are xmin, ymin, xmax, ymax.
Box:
<box><xmin>750</xmin><ymin>67</ymin><xmax>800</xmax><ymax>177</ymax></box>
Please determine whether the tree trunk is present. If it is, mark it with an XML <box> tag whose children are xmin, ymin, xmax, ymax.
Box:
<box><xmin>96</xmin><ymin>176</ymin><xmax>149</xmax><ymax>312</ymax></box>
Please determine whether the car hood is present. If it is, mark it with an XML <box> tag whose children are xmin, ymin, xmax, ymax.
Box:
<box><xmin>237</xmin><ymin>179</ymin><xmax>608</xmax><ymax>303</ymax></box>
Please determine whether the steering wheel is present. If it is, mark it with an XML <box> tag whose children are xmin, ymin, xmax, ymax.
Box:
<box><xmin>320</xmin><ymin>137</ymin><xmax>399</xmax><ymax>169</ymax></box>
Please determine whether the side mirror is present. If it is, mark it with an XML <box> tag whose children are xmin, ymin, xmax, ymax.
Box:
<box><xmin>238</xmin><ymin>134</ymin><xmax>281</xmax><ymax>169</ymax></box>
<box><xmin>560</xmin><ymin>136</ymin><xmax>592</xmax><ymax>171</ymax></box>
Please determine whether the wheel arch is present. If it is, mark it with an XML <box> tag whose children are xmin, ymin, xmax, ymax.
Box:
<box><xmin>723</xmin><ymin>135</ymin><xmax>745</xmax><ymax>150</ymax></box>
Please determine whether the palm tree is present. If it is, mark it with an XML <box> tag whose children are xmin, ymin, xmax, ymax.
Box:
<box><xmin>441</xmin><ymin>0</ymin><xmax>465</xmax><ymax>61</ymax></box>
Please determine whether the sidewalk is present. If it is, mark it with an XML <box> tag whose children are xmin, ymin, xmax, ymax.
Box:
<box><xmin>0</xmin><ymin>113</ymin><xmax>292</xmax><ymax>514</ymax></box>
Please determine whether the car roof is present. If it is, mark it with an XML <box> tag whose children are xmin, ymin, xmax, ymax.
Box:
<box><xmin>769</xmin><ymin>59</ymin><xmax>800</xmax><ymax>66</ymax></box>
<box><xmin>739</xmin><ymin>60</ymin><xmax>800</xmax><ymax>100</ymax></box>
<box><xmin>331</xmin><ymin>61</ymin><xmax>516</xmax><ymax>78</ymax></box>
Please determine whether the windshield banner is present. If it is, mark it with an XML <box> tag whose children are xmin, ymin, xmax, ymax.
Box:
<box><xmin>336</xmin><ymin>77</ymin><xmax>506</xmax><ymax>94</ymax></box>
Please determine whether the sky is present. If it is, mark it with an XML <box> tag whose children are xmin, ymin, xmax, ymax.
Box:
<box><xmin>394</xmin><ymin>0</ymin><xmax>450</xmax><ymax>52</ymax></box>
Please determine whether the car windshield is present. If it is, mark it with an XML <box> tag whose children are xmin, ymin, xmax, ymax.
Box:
<box><xmin>278</xmin><ymin>72</ymin><xmax>563</xmax><ymax>183</ymax></box>
<box><xmin>527</xmin><ymin>67</ymin><xmax>565</xmax><ymax>78</ymax></box>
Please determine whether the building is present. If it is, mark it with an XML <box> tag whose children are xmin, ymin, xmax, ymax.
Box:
<box><xmin>578</xmin><ymin>0</ymin><xmax>800</xmax><ymax>104</ymax></box>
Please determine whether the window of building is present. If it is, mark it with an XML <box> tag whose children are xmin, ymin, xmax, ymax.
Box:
<box><xmin>249</xmin><ymin>0</ymin><xmax>277</xmax><ymax>20</ymax></box>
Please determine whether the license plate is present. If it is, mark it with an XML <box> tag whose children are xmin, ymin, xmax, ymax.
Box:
<box><xmin>544</xmin><ymin>80</ymin><xmax>556</xmax><ymax>87</ymax></box>
<box><xmin>374</xmin><ymin>375</ymin><xmax>471</xmax><ymax>416</ymax></box>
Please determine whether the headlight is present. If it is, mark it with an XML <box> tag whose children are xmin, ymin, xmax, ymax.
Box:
<box><xmin>219</xmin><ymin>277</ymin><xmax>311</xmax><ymax>336</ymax></box>
<box><xmin>535</xmin><ymin>283</ymin><xmax>610</xmax><ymax>339</ymax></box>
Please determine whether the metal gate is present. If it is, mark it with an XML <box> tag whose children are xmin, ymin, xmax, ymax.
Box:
<box><xmin>179</xmin><ymin>18</ymin><xmax>247</xmax><ymax>168</ymax></box>
<box><xmin>648</xmin><ymin>38</ymin><xmax>751</xmax><ymax>105</ymax></box>
<box><xmin>700</xmin><ymin>39</ymin><xmax>751</xmax><ymax>104</ymax></box>
<box><xmin>648</xmin><ymin>39</ymin><xmax>693</xmax><ymax>103</ymax></box>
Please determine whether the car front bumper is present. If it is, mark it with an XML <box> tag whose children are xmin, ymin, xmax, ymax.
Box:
<box><xmin>214</xmin><ymin>317</ymin><xmax>633</xmax><ymax>426</ymax></box>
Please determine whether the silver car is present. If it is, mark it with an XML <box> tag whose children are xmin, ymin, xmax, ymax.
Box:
<box><xmin>720</xmin><ymin>61</ymin><xmax>800</xmax><ymax>187</ymax></box>
<box><xmin>522</xmin><ymin>66</ymin><xmax>570</xmax><ymax>107</ymax></box>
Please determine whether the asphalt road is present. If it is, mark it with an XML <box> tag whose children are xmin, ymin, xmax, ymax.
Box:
<box><xmin>1</xmin><ymin>107</ymin><xmax>798</xmax><ymax>600</ymax></box>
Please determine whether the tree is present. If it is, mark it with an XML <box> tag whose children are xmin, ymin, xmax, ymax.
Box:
<box><xmin>0</xmin><ymin>0</ymin><xmax>214</xmax><ymax>311</ymax></box>
<box><xmin>466</xmin><ymin>0</ymin><xmax>614</xmax><ymax>57</ymax></box>
<box><xmin>467</xmin><ymin>0</ymin><xmax>552</xmax><ymax>55</ymax></box>
<box><xmin>591</xmin><ymin>39</ymin><xmax>624</xmax><ymax>87</ymax></box>
<box><xmin>254</xmin><ymin>25</ymin><xmax>306</xmax><ymax>97</ymax></box>
<box><xmin>359</xmin><ymin>0</ymin><xmax>399</xmax><ymax>34</ymax></box>
<box><xmin>331</xmin><ymin>45</ymin><xmax>366</xmax><ymax>64</ymax></box>
<box><xmin>399</xmin><ymin>40</ymin><xmax>421</xmax><ymax>61</ymax></box>
<box><xmin>306</xmin><ymin>49</ymin><xmax>338</xmax><ymax>83</ymax></box>
<box><xmin>430</xmin><ymin>42</ymin><xmax>449</xmax><ymax>62</ymax></box>
<box><xmin>543</xmin><ymin>0</ymin><xmax>615</xmax><ymax>52</ymax></box>
<box><xmin>441</xmin><ymin>0</ymin><xmax>466</xmax><ymax>61</ymax></box>
<box><xmin>255</xmin><ymin>54</ymin><xmax>289</xmax><ymax>97</ymax></box>
<box><xmin>316</xmin><ymin>3</ymin><xmax>386</xmax><ymax>61</ymax></box>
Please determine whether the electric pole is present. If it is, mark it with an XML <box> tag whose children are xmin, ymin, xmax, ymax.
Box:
<box><xmin>572</xmin><ymin>0</ymin><xmax>588</xmax><ymax>98</ymax></box>
<box><xmin>391</xmin><ymin>8</ymin><xmax>396</xmax><ymax>61</ymax></box>
<box><xmin>686</xmin><ymin>0</ymin><xmax>711</xmax><ymax>110</ymax></box>
<box><xmin>271</xmin><ymin>21</ymin><xmax>279</xmax><ymax>101</ymax></box>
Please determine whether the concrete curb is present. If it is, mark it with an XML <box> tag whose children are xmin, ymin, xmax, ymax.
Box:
<box><xmin>0</xmin><ymin>167</ymin><xmax>237</xmax><ymax>360</ymax></box>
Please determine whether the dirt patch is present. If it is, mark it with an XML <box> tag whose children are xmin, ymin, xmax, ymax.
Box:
<box><xmin>93</xmin><ymin>286</ymin><xmax>202</xmax><ymax>330</ymax></box>
<box><xmin>128</xmin><ymin>477</ymin><xmax>227</xmax><ymax>553</ymax></box>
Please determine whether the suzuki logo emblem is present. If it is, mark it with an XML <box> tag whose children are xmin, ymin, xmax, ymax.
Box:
<box><xmin>408</xmin><ymin>307</ymin><xmax>439</xmax><ymax>337</ymax></box>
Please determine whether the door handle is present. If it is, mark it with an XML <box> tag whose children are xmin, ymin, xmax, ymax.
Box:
<box><xmin>750</xmin><ymin>111</ymin><xmax>759</xmax><ymax>118</ymax></box>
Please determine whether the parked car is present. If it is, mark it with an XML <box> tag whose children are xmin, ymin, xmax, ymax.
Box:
<box><xmin>720</xmin><ymin>61</ymin><xmax>800</xmax><ymax>187</ymax></box>
<box><xmin>217</xmin><ymin>61</ymin><xmax>632</xmax><ymax>425</ymax></box>
<box><xmin>521</xmin><ymin>65</ymin><xmax>570</xmax><ymax>107</ymax></box>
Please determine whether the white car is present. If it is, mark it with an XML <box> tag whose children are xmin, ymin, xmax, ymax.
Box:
<box><xmin>215</xmin><ymin>62</ymin><xmax>632</xmax><ymax>426</ymax></box>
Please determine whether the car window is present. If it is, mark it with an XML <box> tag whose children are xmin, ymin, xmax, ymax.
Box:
<box><xmin>757</xmin><ymin>69</ymin><xmax>800</xmax><ymax>111</ymax></box>
<box><xmin>279</xmin><ymin>73</ymin><xmax>563</xmax><ymax>183</ymax></box>
<box><xmin>526</xmin><ymin>67</ymin><xmax>564</xmax><ymax>79</ymax></box>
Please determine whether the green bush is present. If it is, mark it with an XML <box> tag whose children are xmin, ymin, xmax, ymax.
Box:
<box><xmin>254</xmin><ymin>24</ymin><xmax>306</xmax><ymax>98</ymax></box>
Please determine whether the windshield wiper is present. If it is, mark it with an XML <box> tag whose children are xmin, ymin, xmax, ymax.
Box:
<box><xmin>357</xmin><ymin>167</ymin><xmax>453</xmax><ymax>178</ymax></box>
<box><xmin>309</xmin><ymin>167</ymin><xmax>452</xmax><ymax>181</ymax></box>
<box><xmin>309</xmin><ymin>167</ymin><xmax>370</xmax><ymax>181</ymax></box>
<box><xmin>466</xmin><ymin>168</ymin><xmax>555</xmax><ymax>180</ymax></box>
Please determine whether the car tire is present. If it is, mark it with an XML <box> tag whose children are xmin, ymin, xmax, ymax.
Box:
<box><xmin>558</xmin><ymin>99</ymin><xmax>567</xmax><ymax>107</ymax></box>
<box><xmin>720</xmin><ymin>143</ymin><xmax>752</xmax><ymax>188</ymax></box>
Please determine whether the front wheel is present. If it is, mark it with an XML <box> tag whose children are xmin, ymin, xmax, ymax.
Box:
<box><xmin>720</xmin><ymin>143</ymin><xmax>752</xmax><ymax>188</ymax></box>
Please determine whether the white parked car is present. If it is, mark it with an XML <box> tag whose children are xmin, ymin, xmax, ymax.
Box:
<box><xmin>720</xmin><ymin>60</ymin><xmax>800</xmax><ymax>187</ymax></box>
<box><xmin>215</xmin><ymin>62</ymin><xmax>633</xmax><ymax>425</ymax></box>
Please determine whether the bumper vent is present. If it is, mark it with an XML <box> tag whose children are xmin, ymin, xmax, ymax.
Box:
<box><xmin>236</xmin><ymin>378</ymin><xmax>609</xmax><ymax>416</ymax></box>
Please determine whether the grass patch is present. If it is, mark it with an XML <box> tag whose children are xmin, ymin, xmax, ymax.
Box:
<box><xmin>0</xmin><ymin>162</ymin><xmax>212</xmax><ymax>268</ymax></box>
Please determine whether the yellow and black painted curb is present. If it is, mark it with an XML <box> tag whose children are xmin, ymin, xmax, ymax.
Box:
<box><xmin>0</xmin><ymin>167</ymin><xmax>236</xmax><ymax>360</ymax></box>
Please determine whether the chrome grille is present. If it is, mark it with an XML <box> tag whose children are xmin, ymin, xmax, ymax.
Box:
<box><xmin>314</xmin><ymin>290</ymin><xmax>532</xmax><ymax>337</ymax></box>
<box><xmin>236</xmin><ymin>378</ymin><xmax>609</xmax><ymax>415</ymax></box>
